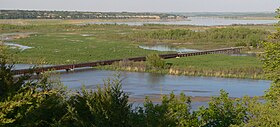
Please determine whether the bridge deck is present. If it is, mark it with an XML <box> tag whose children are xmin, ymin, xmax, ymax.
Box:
<box><xmin>12</xmin><ymin>47</ymin><xmax>242</xmax><ymax>75</ymax></box>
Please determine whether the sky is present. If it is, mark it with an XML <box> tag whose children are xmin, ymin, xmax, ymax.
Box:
<box><xmin>0</xmin><ymin>0</ymin><xmax>279</xmax><ymax>12</ymax></box>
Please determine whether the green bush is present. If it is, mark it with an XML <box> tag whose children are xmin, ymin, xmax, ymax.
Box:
<box><xmin>197</xmin><ymin>90</ymin><xmax>248</xmax><ymax>127</ymax></box>
<box><xmin>142</xmin><ymin>93</ymin><xmax>199</xmax><ymax>127</ymax></box>
<box><xmin>146</xmin><ymin>54</ymin><xmax>166</xmax><ymax>69</ymax></box>
<box><xmin>60</xmin><ymin>77</ymin><xmax>132</xmax><ymax>127</ymax></box>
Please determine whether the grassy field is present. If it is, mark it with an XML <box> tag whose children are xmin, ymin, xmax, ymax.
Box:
<box><xmin>10</xmin><ymin>32</ymin><xmax>170</xmax><ymax>64</ymax></box>
<box><xmin>0</xmin><ymin>22</ymin><xmax>269</xmax><ymax>64</ymax></box>
<box><xmin>166</xmin><ymin>54</ymin><xmax>262</xmax><ymax>69</ymax></box>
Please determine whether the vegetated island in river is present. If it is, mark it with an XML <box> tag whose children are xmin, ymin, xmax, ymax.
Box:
<box><xmin>97</xmin><ymin>53</ymin><xmax>264</xmax><ymax>80</ymax></box>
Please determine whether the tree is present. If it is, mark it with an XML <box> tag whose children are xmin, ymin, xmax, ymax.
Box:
<box><xmin>0</xmin><ymin>46</ymin><xmax>31</xmax><ymax>100</ymax></box>
<box><xmin>262</xmin><ymin>8</ymin><xmax>280</xmax><ymax>101</ymax></box>
<box><xmin>263</xmin><ymin>42</ymin><xmax>280</xmax><ymax>101</ymax></box>
<box><xmin>59</xmin><ymin>77</ymin><xmax>132</xmax><ymax>127</ymax></box>
<box><xmin>0</xmin><ymin>46</ymin><xmax>68</xmax><ymax>126</ymax></box>
<box><xmin>243</xmin><ymin>7</ymin><xmax>280</xmax><ymax>126</ymax></box>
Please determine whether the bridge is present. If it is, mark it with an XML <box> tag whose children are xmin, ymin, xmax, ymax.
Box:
<box><xmin>12</xmin><ymin>47</ymin><xmax>242</xmax><ymax>75</ymax></box>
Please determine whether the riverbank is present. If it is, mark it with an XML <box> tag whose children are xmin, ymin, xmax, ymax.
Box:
<box><xmin>128</xmin><ymin>95</ymin><xmax>264</xmax><ymax>103</ymax></box>
<box><xmin>98</xmin><ymin>66</ymin><xmax>265</xmax><ymax>80</ymax></box>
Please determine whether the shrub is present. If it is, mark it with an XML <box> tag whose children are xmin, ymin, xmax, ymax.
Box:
<box><xmin>146</xmin><ymin>54</ymin><xmax>166</xmax><ymax>69</ymax></box>
<box><xmin>139</xmin><ymin>92</ymin><xmax>199</xmax><ymax>127</ymax></box>
<box><xmin>197</xmin><ymin>90</ymin><xmax>248</xmax><ymax>127</ymax></box>
<box><xmin>235</xmin><ymin>42</ymin><xmax>247</xmax><ymax>47</ymax></box>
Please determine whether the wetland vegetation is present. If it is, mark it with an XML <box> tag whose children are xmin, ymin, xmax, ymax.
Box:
<box><xmin>0</xmin><ymin>18</ymin><xmax>275</xmax><ymax>79</ymax></box>
<box><xmin>126</xmin><ymin>28</ymin><xmax>269</xmax><ymax>48</ymax></box>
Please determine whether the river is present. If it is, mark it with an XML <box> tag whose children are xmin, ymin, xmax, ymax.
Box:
<box><xmin>59</xmin><ymin>69</ymin><xmax>270</xmax><ymax>109</ymax></box>
<box><xmin>139</xmin><ymin>45</ymin><xmax>199</xmax><ymax>53</ymax></box>
<box><xmin>56</xmin><ymin>69</ymin><xmax>270</xmax><ymax>98</ymax></box>
<box><xmin>86</xmin><ymin>17</ymin><xmax>278</xmax><ymax>26</ymax></box>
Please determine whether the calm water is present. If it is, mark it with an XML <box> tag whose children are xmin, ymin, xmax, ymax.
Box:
<box><xmin>139</xmin><ymin>45</ymin><xmax>199</xmax><ymax>53</ymax></box>
<box><xmin>55</xmin><ymin>69</ymin><xmax>270</xmax><ymax>98</ymax></box>
<box><xmin>14</xmin><ymin>64</ymin><xmax>270</xmax><ymax>98</ymax></box>
<box><xmin>139</xmin><ymin>45</ymin><xmax>256</xmax><ymax>56</ymax></box>
<box><xmin>13</xmin><ymin>64</ymin><xmax>52</xmax><ymax>70</ymax></box>
<box><xmin>3</xmin><ymin>42</ymin><xmax>32</xmax><ymax>51</ymax></box>
<box><xmin>87</xmin><ymin>17</ymin><xmax>278</xmax><ymax>26</ymax></box>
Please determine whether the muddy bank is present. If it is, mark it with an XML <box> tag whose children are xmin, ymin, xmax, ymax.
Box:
<box><xmin>0</xmin><ymin>32</ymin><xmax>35</xmax><ymax>51</ymax></box>
<box><xmin>0</xmin><ymin>32</ymin><xmax>35</xmax><ymax>41</ymax></box>
<box><xmin>128</xmin><ymin>95</ymin><xmax>212</xmax><ymax>103</ymax></box>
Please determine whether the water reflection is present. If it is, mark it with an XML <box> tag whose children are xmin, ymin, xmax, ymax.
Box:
<box><xmin>13</xmin><ymin>64</ymin><xmax>52</xmax><ymax>70</ymax></box>
<box><xmin>139</xmin><ymin>45</ymin><xmax>199</xmax><ymax>53</ymax></box>
<box><xmin>147</xmin><ymin>73</ymin><xmax>165</xmax><ymax>85</ymax></box>
<box><xmin>3</xmin><ymin>42</ymin><xmax>32</xmax><ymax>51</ymax></box>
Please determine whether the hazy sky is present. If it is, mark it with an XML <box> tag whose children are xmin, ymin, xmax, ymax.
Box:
<box><xmin>1</xmin><ymin>0</ymin><xmax>279</xmax><ymax>12</ymax></box>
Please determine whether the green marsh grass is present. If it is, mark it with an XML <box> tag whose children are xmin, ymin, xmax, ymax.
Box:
<box><xmin>11</xmin><ymin>33</ymin><xmax>170</xmax><ymax>64</ymax></box>
<box><xmin>99</xmin><ymin>54</ymin><xmax>265</xmax><ymax>79</ymax></box>
<box><xmin>0</xmin><ymin>21</ymin><xmax>269</xmax><ymax>79</ymax></box>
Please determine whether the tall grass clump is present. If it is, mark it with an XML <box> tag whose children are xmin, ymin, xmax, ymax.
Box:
<box><xmin>127</xmin><ymin>27</ymin><xmax>268</xmax><ymax>48</ymax></box>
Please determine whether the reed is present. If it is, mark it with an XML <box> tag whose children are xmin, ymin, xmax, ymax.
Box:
<box><xmin>98</xmin><ymin>59</ymin><xmax>265</xmax><ymax>80</ymax></box>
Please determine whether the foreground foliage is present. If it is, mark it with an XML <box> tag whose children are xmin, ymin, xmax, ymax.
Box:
<box><xmin>244</xmin><ymin>8</ymin><xmax>280</xmax><ymax>126</ymax></box>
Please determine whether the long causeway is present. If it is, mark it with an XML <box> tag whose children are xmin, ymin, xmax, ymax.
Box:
<box><xmin>12</xmin><ymin>47</ymin><xmax>242</xmax><ymax>75</ymax></box>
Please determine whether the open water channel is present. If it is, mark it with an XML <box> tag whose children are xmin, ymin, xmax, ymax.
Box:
<box><xmin>55</xmin><ymin>69</ymin><xmax>271</xmax><ymax>109</ymax></box>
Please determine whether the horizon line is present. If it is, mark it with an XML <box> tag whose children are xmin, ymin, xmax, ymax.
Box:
<box><xmin>0</xmin><ymin>8</ymin><xmax>276</xmax><ymax>13</ymax></box>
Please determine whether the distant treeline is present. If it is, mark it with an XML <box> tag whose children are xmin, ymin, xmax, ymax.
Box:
<box><xmin>0</xmin><ymin>10</ymin><xmax>185</xmax><ymax>19</ymax></box>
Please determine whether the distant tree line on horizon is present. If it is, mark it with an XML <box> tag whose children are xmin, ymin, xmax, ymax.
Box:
<box><xmin>0</xmin><ymin>10</ymin><xmax>185</xmax><ymax>19</ymax></box>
